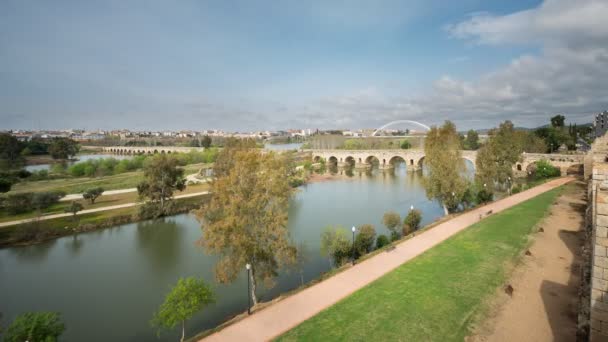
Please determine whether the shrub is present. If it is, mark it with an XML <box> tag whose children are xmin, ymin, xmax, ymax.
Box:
<box><xmin>511</xmin><ymin>184</ymin><xmax>522</xmax><ymax>194</ymax></box>
<box><xmin>376</xmin><ymin>234</ymin><xmax>390</xmax><ymax>249</ymax></box>
<box><xmin>354</xmin><ymin>224</ymin><xmax>376</xmax><ymax>257</ymax></box>
<box><xmin>0</xmin><ymin>178</ymin><xmax>12</xmax><ymax>193</ymax></box>
<box><xmin>476</xmin><ymin>189</ymin><xmax>493</xmax><ymax>204</ymax></box>
<box><xmin>32</xmin><ymin>191</ymin><xmax>65</xmax><ymax>210</ymax></box>
<box><xmin>3</xmin><ymin>193</ymin><xmax>34</xmax><ymax>214</ymax></box>
<box><xmin>534</xmin><ymin>159</ymin><xmax>561</xmax><ymax>179</ymax></box>
<box><xmin>403</xmin><ymin>209</ymin><xmax>422</xmax><ymax>233</ymax></box>
<box><xmin>320</xmin><ymin>226</ymin><xmax>353</xmax><ymax>266</ymax></box>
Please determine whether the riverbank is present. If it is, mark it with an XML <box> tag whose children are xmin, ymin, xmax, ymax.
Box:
<box><xmin>0</xmin><ymin>192</ymin><xmax>210</xmax><ymax>247</ymax></box>
<box><xmin>196</xmin><ymin>177</ymin><xmax>572</xmax><ymax>341</ymax></box>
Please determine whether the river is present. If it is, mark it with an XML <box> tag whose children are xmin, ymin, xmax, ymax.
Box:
<box><xmin>25</xmin><ymin>154</ymin><xmax>133</xmax><ymax>172</ymax></box>
<box><xmin>0</xmin><ymin>162</ymin><xmax>470</xmax><ymax>341</ymax></box>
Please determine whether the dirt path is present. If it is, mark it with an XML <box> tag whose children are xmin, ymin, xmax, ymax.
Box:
<box><xmin>0</xmin><ymin>191</ymin><xmax>209</xmax><ymax>228</ymax></box>
<box><xmin>200</xmin><ymin>177</ymin><xmax>573</xmax><ymax>342</ymax></box>
<box><xmin>468</xmin><ymin>180</ymin><xmax>586</xmax><ymax>342</ymax></box>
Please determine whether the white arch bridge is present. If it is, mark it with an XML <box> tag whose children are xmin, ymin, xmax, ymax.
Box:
<box><xmin>307</xmin><ymin>149</ymin><xmax>585</xmax><ymax>175</ymax></box>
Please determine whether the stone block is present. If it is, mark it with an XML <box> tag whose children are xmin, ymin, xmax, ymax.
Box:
<box><xmin>595</xmin><ymin>299</ymin><xmax>608</xmax><ymax>311</ymax></box>
<box><xmin>599</xmin><ymin>227</ymin><xmax>608</xmax><ymax>239</ymax></box>
<box><xmin>599</xmin><ymin>204</ymin><xmax>608</xmax><ymax>216</ymax></box>
<box><xmin>594</xmin><ymin>277</ymin><xmax>608</xmax><ymax>291</ymax></box>
<box><xmin>593</xmin><ymin>307</ymin><xmax>608</xmax><ymax>321</ymax></box>
<box><xmin>599</xmin><ymin>238</ymin><xmax>608</xmax><ymax>248</ymax></box>
<box><xmin>593</xmin><ymin>289</ymin><xmax>605</xmax><ymax>301</ymax></box>
<box><xmin>592</xmin><ymin>318</ymin><xmax>603</xmax><ymax>330</ymax></box>
<box><xmin>591</xmin><ymin>329</ymin><xmax>608</xmax><ymax>341</ymax></box>
<box><xmin>599</xmin><ymin>216</ymin><xmax>608</xmax><ymax>228</ymax></box>
<box><xmin>598</xmin><ymin>246</ymin><xmax>608</xmax><ymax>257</ymax></box>
<box><xmin>596</xmin><ymin>256</ymin><xmax>608</xmax><ymax>268</ymax></box>
<box><xmin>597</xmin><ymin>266</ymin><xmax>606</xmax><ymax>277</ymax></box>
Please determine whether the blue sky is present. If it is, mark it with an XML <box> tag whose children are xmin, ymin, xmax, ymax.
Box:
<box><xmin>1</xmin><ymin>0</ymin><xmax>607</xmax><ymax>131</ymax></box>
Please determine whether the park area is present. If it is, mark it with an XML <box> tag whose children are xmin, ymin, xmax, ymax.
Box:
<box><xmin>277</xmin><ymin>186</ymin><xmax>564</xmax><ymax>341</ymax></box>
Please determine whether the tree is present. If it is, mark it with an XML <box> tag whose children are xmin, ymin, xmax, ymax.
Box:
<box><xmin>3</xmin><ymin>312</ymin><xmax>65</xmax><ymax>342</ymax></box>
<box><xmin>514</xmin><ymin>130</ymin><xmax>547</xmax><ymax>153</ymax></box>
<box><xmin>198</xmin><ymin>148</ymin><xmax>296</xmax><ymax>305</ymax></box>
<box><xmin>400</xmin><ymin>140</ymin><xmax>411</xmax><ymax>149</ymax></box>
<box><xmin>65</xmin><ymin>201</ymin><xmax>83</xmax><ymax>218</ymax></box>
<box><xmin>382</xmin><ymin>211</ymin><xmax>401</xmax><ymax>241</ymax></box>
<box><xmin>463</xmin><ymin>130</ymin><xmax>479</xmax><ymax>150</ymax></box>
<box><xmin>83</xmin><ymin>187</ymin><xmax>104</xmax><ymax>204</ymax></box>
<box><xmin>551</xmin><ymin>114</ymin><xmax>565</xmax><ymax>128</ymax></box>
<box><xmin>201</xmin><ymin>135</ymin><xmax>212</xmax><ymax>148</ymax></box>
<box><xmin>423</xmin><ymin>121</ymin><xmax>469</xmax><ymax>215</ymax></box>
<box><xmin>137</xmin><ymin>155</ymin><xmax>186</xmax><ymax>217</ymax></box>
<box><xmin>320</xmin><ymin>225</ymin><xmax>352</xmax><ymax>267</ymax></box>
<box><xmin>151</xmin><ymin>277</ymin><xmax>214</xmax><ymax>342</ymax></box>
<box><xmin>0</xmin><ymin>133</ymin><xmax>24</xmax><ymax>169</ymax></box>
<box><xmin>403</xmin><ymin>209</ymin><xmax>422</xmax><ymax>235</ymax></box>
<box><xmin>476</xmin><ymin>121</ymin><xmax>522</xmax><ymax>190</ymax></box>
<box><xmin>48</xmin><ymin>137</ymin><xmax>80</xmax><ymax>160</ymax></box>
<box><xmin>354</xmin><ymin>224</ymin><xmax>376</xmax><ymax>257</ymax></box>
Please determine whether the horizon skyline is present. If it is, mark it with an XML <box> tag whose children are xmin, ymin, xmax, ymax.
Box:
<box><xmin>2</xmin><ymin>0</ymin><xmax>608</xmax><ymax>131</ymax></box>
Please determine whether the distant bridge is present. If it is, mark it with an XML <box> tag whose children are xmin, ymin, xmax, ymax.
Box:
<box><xmin>102</xmin><ymin>146</ymin><xmax>205</xmax><ymax>155</ymax></box>
<box><xmin>371</xmin><ymin>120</ymin><xmax>431</xmax><ymax>137</ymax></box>
<box><xmin>307</xmin><ymin>149</ymin><xmax>585</xmax><ymax>175</ymax></box>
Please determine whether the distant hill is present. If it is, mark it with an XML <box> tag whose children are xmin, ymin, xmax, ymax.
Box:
<box><xmin>467</xmin><ymin>122</ymin><xmax>592</xmax><ymax>134</ymax></box>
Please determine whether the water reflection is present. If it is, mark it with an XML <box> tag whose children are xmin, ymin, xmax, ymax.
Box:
<box><xmin>136</xmin><ymin>219</ymin><xmax>184</xmax><ymax>273</ymax></box>
<box><xmin>65</xmin><ymin>234</ymin><xmax>84</xmax><ymax>256</ymax></box>
<box><xmin>8</xmin><ymin>239</ymin><xmax>57</xmax><ymax>263</ymax></box>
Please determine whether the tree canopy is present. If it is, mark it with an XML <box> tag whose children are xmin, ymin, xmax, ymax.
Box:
<box><xmin>3</xmin><ymin>312</ymin><xmax>65</xmax><ymax>342</ymax></box>
<box><xmin>48</xmin><ymin>137</ymin><xmax>80</xmax><ymax>160</ymax></box>
<box><xmin>423</xmin><ymin>121</ymin><xmax>469</xmax><ymax>215</ymax></box>
<box><xmin>137</xmin><ymin>155</ymin><xmax>186</xmax><ymax>217</ymax></box>
<box><xmin>198</xmin><ymin>147</ymin><xmax>296</xmax><ymax>305</ymax></box>
<box><xmin>151</xmin><ymin>277</ymin><xmax>214</xmax><ymax>342</ymax></box>
<box><xmin>475</xmin><ymin>121</ymin><xmax>522</xmax><ymax>190</ymax></box>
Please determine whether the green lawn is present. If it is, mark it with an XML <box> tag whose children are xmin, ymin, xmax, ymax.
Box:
<box><xmin>278</xmin><ymin>187</ymin><xmax>562</xmax><ymax>342</ymax></box>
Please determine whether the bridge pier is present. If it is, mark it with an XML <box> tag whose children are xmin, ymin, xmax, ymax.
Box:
<box><xmin>354</xmin><ymin>162</ymin><xmax>371</xmax><ymax>169</ymax></box>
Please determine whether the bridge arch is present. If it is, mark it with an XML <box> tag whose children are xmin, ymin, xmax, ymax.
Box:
<box><xmin>344</xmin><ymin>156</ymin><xmax>356</xmax><ymax>166</ymax></box>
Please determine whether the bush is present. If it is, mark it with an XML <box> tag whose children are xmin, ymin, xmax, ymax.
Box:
<box><xmin>0</xmin><ymin>178</ymin><xmax>12</xmax><ymax>193</ymax></box>
<box><xmin>511</xmin><ymin>184</ymin><xmax>522</xmax><ymax>194</ymax></box>
<box><xmin>320</xmin><ymin>226</ymin><xmax>353</xmax><ymax>266</ymax></box>
<box><xmin>32</xmin><ymin>191</ymin><xmax>65</xmax><ymax>210</ymax></box>
<box><xmin>403</xmin><ymin>209</ymin><xmax>422</xmax><ymax>234</ymax></box>
<box><xmin>3</xmin><ymin>193</ymin><xmax>34</xmax><ymax>214</ymax></box>
<box><xmin>376</xmin><ymin>234</ymin><xmax>390</xmax><ymax>249</ymax></box>
<box><xmin>382</xmin><ymin>211</ymin><xmax>401</xmax><ymax>238</ymax></box>
<box><xmin>400</xmin><ymin>140</ymin><xmax>411</xmax><ymax>149</ymax></box>
<box><xmin>534</xmin><ymin>159</ymin><xmax>561</xmax><ymax>179</ymax></box>
<box><xmin>476</xmin><ymin>189</ymin><xmax>493</xmax><ymax>204</ymax></box>
<box><xmin>354</xmin><ymin>224</ymin><xmax>376</xmax><ymax>257</ymax></box>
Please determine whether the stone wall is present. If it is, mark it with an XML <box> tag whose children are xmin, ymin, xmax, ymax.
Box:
<box><xmin>587</xmin><ymin>135</ymin><xmax>608</xmax><ymax>340</ymax></box>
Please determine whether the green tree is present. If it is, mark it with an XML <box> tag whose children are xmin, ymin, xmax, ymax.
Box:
<box><xmin>463</xmin><ymin>130</ymin><xmax>479</xmax><ymax>150</ymax></box>
<box><xmin>320</xmin><ymin>225</ymin><xmax>352</xmax><ymax>267</ymax></box>
<box><xmin>400</xmin><ymin>140</ymin><xmax>411</xmax><ymax>149</ymax></box>
<box><xmin>137</xmin><ymin>155</ymin><xmax>186</xmax><ymax>217</ymax></box>
<box><xmin>423</xmin><ymin>121</ymin><xmax>469</xmax><ymax>215</ymax></box>
<box><xmin>514</xmin><ymin>130</ymin><xmax>547</xmax><ymax>153</ymax></box>
<box><xmin>403</xmin><ymin>209</ymin><xmax>422</xmax><ymax>235</ymax></box>
<box><xmin>354</xmin><ymin>224</ymin><xmax>376</xmax><ymax>257</ymax></box>
<box><xmin>382</xmin><ymin>211</ymin><xmax>401</xmax><ymax>241</ymax></box>
<box><xmin>475</xmin><ymin>121</ymin><xmax>522</xmax><ymax>190</ymax></box>
<box><xmin>48</xmin><ymin>137</ymin><xmax>80</xmax><ymax>160</ymax></box>
<box><xmin>0</xmin><ymin>133</ymin><xmax>24</xmax><ymax>169</ymax></box>
<box><xmin>83</xmin><ymin>187</ymin><xmax>104</xmax><ymax>204</ymax></box>
<box><xmin>65</xmin><ymin>201</ymin><xmax>83</xmax><ymax>218</ymax></box>
<box><xmin>201</xmin><ymin>135</ymin><xmax>212</xmax><ymax>148</ymax></box>
<box><xmin>198</xmin><ymin>148</ymin><xmax>296</xmax><ymax>305</ymax></box>
<box><xmin>151</xmin><ymin>277</ymin><xmax>214</xmax><ymax>342</ymax></box>
<box><xmin>3</xmin><ymin>312</ymin><xmax>65</xmax><ymax>342</ymax></box>
<box><xmin>550</xmin><ymin>114</ymin><xmax>565</xmax><ymax>128</ymax></box>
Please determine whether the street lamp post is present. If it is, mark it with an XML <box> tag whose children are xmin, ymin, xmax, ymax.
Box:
<box><xmin>246</xmin><ymin>263</ymin><xmax>251</xmax><ymax>315</ymax></box>
<box><xmin>351</xmin><ymin>226</ymin><xmax>356</xmax><ymax>264</ymax></box>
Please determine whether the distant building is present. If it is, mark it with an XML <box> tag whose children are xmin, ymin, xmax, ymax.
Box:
<box><xmin>594</xmin><ymin>110</ymin><xmax>608</xmax><ymax>138</ymax></box>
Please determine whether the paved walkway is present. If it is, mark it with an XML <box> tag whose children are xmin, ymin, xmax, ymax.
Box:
<box><xmin>201</xmin><ymin>177</ymin><xmax>573</xmax><ymax>342</ymax></box>
<box><xmin>0</xmin><ymin>191</ymin><xmax>209</xmax><ymax>227</ymax></box>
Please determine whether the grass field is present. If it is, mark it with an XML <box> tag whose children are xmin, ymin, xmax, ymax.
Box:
<box><xmin>0</xmin><ymin>182</ymin><xmax>209</xmax><ymax>224</ymax></box>
<box><xmin>277</xmin><ymin>186</ymin><xmax>562</xmax><ymax>342</ymax></box>
<box><xmin>10</xmin><ymin>163</ymin><xmax>208</xmax><ymax>194</ymax></box>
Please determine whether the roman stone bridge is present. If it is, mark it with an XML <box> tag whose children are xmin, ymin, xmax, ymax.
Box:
<box><xmin>102</xmin><ymin>146</ymin><xmax>206</xmax><ymax>155</ymax></box>
<box><xmin>307</xmin><ymin>149</ymin><xmax>585</xmax><ymax>175</ymax></box>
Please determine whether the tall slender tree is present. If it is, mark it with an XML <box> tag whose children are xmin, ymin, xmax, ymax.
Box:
<box><xmin>137</xmin><ymin>155</ymin><xmax>186</xmax><ymax>216</ymax></box>
<box><xmin>476</xmin><ymin>121</ymin><xmax>523</xmax><ymax>190</ymax></box>
<box><xmin>423</xmin><ymin>121</ymin><xmax>469</xmax><ymax>215</ymax></box>
<box><xmin>198</xmin><ymin>148</ymin><xmax>296</xmax><ymax>305</ymax></box>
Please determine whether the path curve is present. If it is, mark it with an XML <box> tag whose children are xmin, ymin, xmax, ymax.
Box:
<box><xmin>201</xmin><ymin>177</ymin><xmax>573</xmax><ymax>342</ymax></box>
<box><xmin>0</xmin><ymin>191</ymin><xmax>209</xmax><ymax>228</ymax></box>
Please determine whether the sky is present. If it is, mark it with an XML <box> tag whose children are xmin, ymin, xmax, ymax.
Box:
<box><xmin>1</xmin><ymin>0</ymin><xmax>607</xmax><ymax>131</ymax></box>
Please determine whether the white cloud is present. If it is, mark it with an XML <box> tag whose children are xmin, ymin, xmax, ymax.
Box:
<box><xmin>294</xmin><ymin>0</ymin><xmax>608</xmax><ymax>130</ymax></box>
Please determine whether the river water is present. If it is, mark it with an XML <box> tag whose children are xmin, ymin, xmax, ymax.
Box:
<box><xmin>25</xmin><ymin>154</ymin><xmax>133</xmax><ymax>172</ymax></box>
<box><xmin>0</xmin><ymin>163</ymin><xmax>469</xmax><ymax>341</ymax></box>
